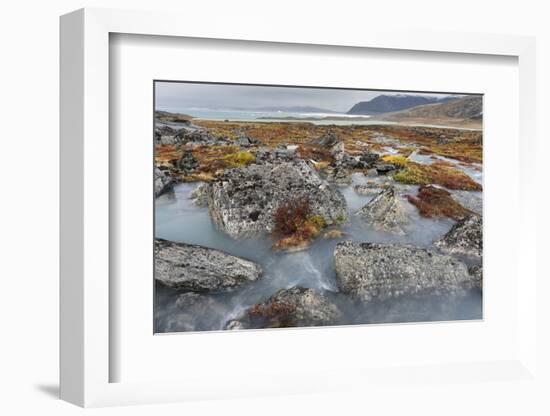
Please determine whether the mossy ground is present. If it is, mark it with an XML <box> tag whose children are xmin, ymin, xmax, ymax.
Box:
<box><xmin>155</xmin><ymin>120</ymin><xmax>482</xmax><ymax>190</ymax></box>
<box><xmin>407</xmin><ymin>185</ymin><xmax>472</xmax><ymax>220</ymax></box>
<box><xmin>381</xmin><ymin>155</ymin><xmax>482</xmax><ymax>191</ymax></box>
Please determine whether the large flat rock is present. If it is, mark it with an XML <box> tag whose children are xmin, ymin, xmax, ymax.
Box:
<box><xmin>333</xmin><ymin>241</ymin><xmax>472</xmax><ymax>302</ymax></box>
<box><xmin>155</xmin><ymin>239</ymin><xmax>262</xmax><ymax>292</ymax></box>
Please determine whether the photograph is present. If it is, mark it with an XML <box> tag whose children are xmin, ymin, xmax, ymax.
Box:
<box><xmin>153</xmin><ymin>81</ymin><xmax>483</xmax><ymax>333</ymax></box>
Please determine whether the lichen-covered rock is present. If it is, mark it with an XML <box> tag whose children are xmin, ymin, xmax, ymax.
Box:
<box><xmin>435</xmin><ymin>214</ymin><xmax>482</xmax><ymax>257</ymax></box>
<box><xmin>330</xmin><ymin>141</ymin><xmax>345</xmax><ymax>161</ymax></box>
<box><xmin>334</xmin><ymin>241</ymin><xmax>472</xmax><ymax>302</ymax></box>
<box><xmin>155</xmin><ymin>239</ymin><xmax>262</xmax><ymax>292</ymax></box>
<box><xmin>467</xmin><ymin>265</ymin><xmax>483</xmax><ymax>290</ymax></box>
<box><xmin>177</xmin><ymin>151</ymin><xmax>199</xmax><ymax>174</ymax></box>
<box><xmin>154</xmin><ymin>125</ymin><xmax>178</xmax><ymax>145</ymax></box>
<box><xmin>324</xmin><ymin>165</ymin><xmax>352</xmax><ymax>186</ymax></box>
<box><xmin>310</xmin><ymin>130</ymin><xmax>339</xmax><ymax>148</ymax></box>
<box><xmin>234</xmin><ymin>286</ymin><xmax>342</xmax><ymax>329</ymax></box>
<box><xmin>154</xmin><ymin>166</ymin><xmax>173</xmax><ymax>197</ymax></box>
<box><xmin>190</xmin><ymin>183</ymin><xmax>209</xmax><ymax>206</ymax></box>
<box><xmin>206</xmin><ymin>159</ymin><xmax>347</xmax><ymax>238</ymax></box>
<box><xmin>356</xmin><ymin>186</ymin><xmax>408</xmax><ymax>234</ymax></box>
<box><xmin>360</xmin><ymin>151</ymin><xmax>380</xmax><ymax>166</ymax></box>
<box><xmin>449</xmin><ymin>190</ymin><xmax>483</xmax><ymax>215</ymax></box>
<box><xmin>354</xmin><ymin>182</ymin><xmax>385</xmax><ymax>196</ymax></box>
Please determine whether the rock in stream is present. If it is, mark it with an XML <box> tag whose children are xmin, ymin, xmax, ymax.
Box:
<box><xmin>227</xmin><ymin>286</ymin><xmax>342</xmax><ymax>329</ymax></box>
<box><xmin>356</xmin><ymin>186</ymin><xmax>408</xmax><ymax>234</ymax></box>
<box><xmin>435</xmin><ymin>213</ymin><xmax>482</xmax><ymax>258</ymax></box>
<box><xmin>333</xmin><ymin>241</ymin><xmax>473</xmax><ymax>302</ymax></box>
<box><xmin>155</xmin><ymin>239</ymin><xmax>262</xmax><ymax>292</ymax></box>
<box><xmin>206</xmin><ymin>159</ymin><xmax>347</xmax><ymax>238</ymax></box>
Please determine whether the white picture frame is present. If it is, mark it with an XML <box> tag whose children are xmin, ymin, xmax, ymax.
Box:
<box><xmin>60</xmin><ymin>7</ymin><xmax>538</xmax><ymax>407</ymax></box>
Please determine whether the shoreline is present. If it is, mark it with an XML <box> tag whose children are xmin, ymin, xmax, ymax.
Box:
<box><xmin>191</xmin><ymin>117</ymin><xmax>482</xmax><ymax>131</ymax></box>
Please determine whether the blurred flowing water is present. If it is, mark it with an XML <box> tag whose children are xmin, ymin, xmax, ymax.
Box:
<box><xmin>155</xmin><ymin>174</ymin><xmax>482</xmax><ymax>333</ymax></box>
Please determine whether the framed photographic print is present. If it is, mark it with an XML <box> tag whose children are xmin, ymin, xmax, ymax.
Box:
<box><xmin>60</xmin><ymin>8</ymin><xmax>539</xmax><ymax>408</ymax></box>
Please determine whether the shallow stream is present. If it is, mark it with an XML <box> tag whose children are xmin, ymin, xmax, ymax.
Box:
<box><xmin>155</xmin><ymin>172</ymin><xmax>482</xmax><ymax>333</ymax></box>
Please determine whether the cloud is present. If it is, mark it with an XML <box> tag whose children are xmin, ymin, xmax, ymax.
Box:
<box><xmin>155</xmin><ymin>81</ymin><xmax>454</xmax><ymax>113</ymax></box>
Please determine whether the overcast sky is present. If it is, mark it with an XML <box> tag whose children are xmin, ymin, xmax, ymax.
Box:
<box><xmin>155</xmin><ymin>81</ymin><xmax>455</xmax><ymax>113</ymax></box>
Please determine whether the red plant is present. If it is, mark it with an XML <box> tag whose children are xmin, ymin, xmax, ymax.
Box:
<box><xmin>272</xmin><ymin>197</ymin><xmax>311</xmax><ymax>237</ymax></box>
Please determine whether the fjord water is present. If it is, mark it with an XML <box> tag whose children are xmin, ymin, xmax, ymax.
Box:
<box><xmin>155</xmin><ymin>174</ymin><xmax>482</xmax><ymax>333</ymax></box>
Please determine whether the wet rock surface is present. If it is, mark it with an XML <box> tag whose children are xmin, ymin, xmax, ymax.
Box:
<box><xmin>231</xmin><ymin>286</ymin><xmax>342</xmax><ymax>329</ymax></box>
<box><xmin>435</xmin><ymin>213</ymin><xmax>482</xmax><ymax>257</ymax></box>
<box><xmin>157</xmin><ymin>291</ymin><xmax>224</xmax><ymax>333</ymax></box>
<box><xmin>155</xmin><ymin>239</ymin><xmax>262</xmax><ymax>292</ymax></box>
<box><xmin>206</xmin><ymin>159</ymin><xmax>347</xmax><ymax>238</ymax></box>
<box><xmin>334</xmin><ymin>241</ymin><xmax>472</xmax><ymax>302</ymax></box>
<box><xmin>467</xmin><ymin>265</ymin><xmax>483</xmax><ymax>290</ymax></box>
<box><xmin>154</xmin><ymin>166</ymin><xmax>173</xmax><ymax>197</ymax></box>
<box><xmin>356</xmin><ymin>186</ymin><xmax>408</xmax><ymax>234</ymax></box>
<box><xmin>190</xmin><ymin>183</ymin><xmax>209</xmax><ymax>206</ymax></box>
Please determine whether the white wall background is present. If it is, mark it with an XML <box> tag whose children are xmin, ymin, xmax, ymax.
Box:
<box><xmin>0</xmin><ymin>0</ymin><xmax>548</xmax><ymax>414</ymax></box>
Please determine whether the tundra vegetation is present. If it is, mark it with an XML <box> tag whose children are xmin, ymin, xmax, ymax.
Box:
<box><xmin>154</xmin><ymin>111</ymin><xmax>483</xmax><ymax>332</ymax></box>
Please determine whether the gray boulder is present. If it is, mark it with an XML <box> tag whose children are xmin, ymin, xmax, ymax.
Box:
<box><xmin>154</xmin><ymin>166</ymin><xmax>173</xmax><ymax>197</ymax></box>
<box><xmin>174</xmin><ymin>128</ymin><xmax>230</xmax><ymax>146</ymax></box>
<box><xmin>360</xmin><ymin>151</ymin><xmax>380</xmax><ymax>166</ymax></box>
<box><xmin>310</xmin><ymin>130</ymin><xmax>339</xmax><ymax>148</ymax></box>
<box><xmin>177</xmin><ymin>151</ymin><xmax>199</xmax><ymax>174</ymax></box>
<box><xmin>356</xmin><ymin>186</ymin><xmax>408</xmax><ymax>234</ymax></box>
<box><xmin>190</xmin><ymin>183</ymin><xmax>209</xmax><ymax>206</ymax></box>
<box><xmin>233</xmin><ymin>286</ymin><xmax>342</xmax><ymax>329</ymax></box>
<box><xmin>154</xmin><ymin>125</ymin><xmax>178</xmax><ymax>145</ymax></box>
<box><xmin>155</xmin><ymin>239</ymin><xmax>262</xmax><ymax>292</ymax></box>
<box><xmin>333</xmin><ymin>241</ymin><xmax>472</xmax><ymax>302</ymax></box>
<box><xmin>374</xmin><ymin>163</ymin><xmax>396</xmax><ymax>175</ymax></box>
<box><xmin>324</xmin><ymin>165</ymin><xmax>352</xmax><ymax>186</ymax></box>
<box><xmin>354</xmin><ymin>182</ymin><xmax>385</xmax><ymax>196</ymax></box>
<box><xmin>468</xmin><ymin>265</ymin><xmax>483</xmax><ymax>290</ymax></box>
<box><xmin>435</xmin><ymin>214</ymin><xmax>482</xmax><ymax>257</ymax></box>
<box><xmin>206</xmin><ymin>159</ymin><xmax>347</xmax><ymax>238</ymax></box>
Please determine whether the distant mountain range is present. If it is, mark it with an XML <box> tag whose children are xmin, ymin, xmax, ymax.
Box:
<box><xmin>376</xmin><ymin>96</ymin><xmax>483</xmax><ymax>122</ymax></box>
<box><xmin>346</xmin><ymin>94</ymin><xmax>461</xmax><ymax>115</ymax></box>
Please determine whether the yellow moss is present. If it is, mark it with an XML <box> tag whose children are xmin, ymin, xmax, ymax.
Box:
<box><xmin>393</xmin><ymin>164</ymin><xmax>430</xmax><ymax>185</ymax></box>
<box><xmin>223</xmin><ymin>151</ymin><xmax>256</xmax><ymax>167</ymax></box>
<box><xmin>306</xmin><ymin>215</ymin><xmax>327</xmax><ymax>230</ymax></box>
<box><xmin>392</xmin><ymin>161</ymin><xmax>481</xmax><ymax>191</ymax></box>
<box><xmin>312</xmin><ymin>161</ymin><xmax>331</xmax><ymax>171</ymax></box>
<box><xmin>381</xmin><ymin>155</ymin><xmax>409</xmax><ymax>168</ymax></box>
